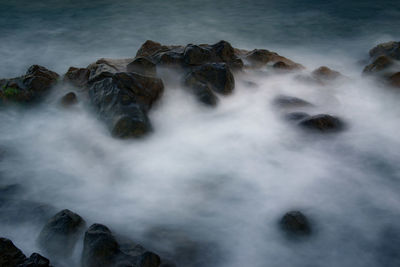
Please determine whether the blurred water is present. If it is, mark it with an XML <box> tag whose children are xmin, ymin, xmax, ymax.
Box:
<box><xmin>0</xmin><ymin>1</ymin><xmax>400</xmax><ymax>267</ymax></box>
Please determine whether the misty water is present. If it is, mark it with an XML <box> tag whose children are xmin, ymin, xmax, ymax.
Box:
<box><xmin>1</xmin><ymin>1</ymin><xmax>400</xmax><ymax>266</ymax></box>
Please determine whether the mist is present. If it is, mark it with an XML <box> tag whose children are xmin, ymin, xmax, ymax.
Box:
<box><xmin>0</xmin><ymin>1</ymin><xmax>400</xmax><ymax>267</ymax></box>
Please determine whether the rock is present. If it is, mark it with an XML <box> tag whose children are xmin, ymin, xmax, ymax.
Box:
<box><xmin>298</xmin><ymin>114</ymin><xmax>345</xmax><ymax>133</ymax></box>
<box><xmin>0</xmin><ymin>237</ymin><xmax>26</xmax><ymax>266</ymax></box>
<box><xmin>0</xmin><ymin>65</ymin><xmax>59</xmax><ymax>104</ymax></box>
<box><xmin>184</xmin><ymin>63</ymin><xmax>235</xmax><ymax>95</ymax></box>
<box><xmin>37</xmin><ymin>209</ymin><xmax>86</xmax><ymax>258</ymax></box>
<box><xmin>21</xmin><ymin>253</ymin><xmax>51</xmax><ymax>267</ymax></box>
<box><xmin>63</xmin><ymin>67</ymin><xmax>90</xmax><ymax>88</ymax></box>
<box><xmin>311</xmin><ymin>66</ymin><xmax>342</xmax><ymax>81</ymax></box>
<box><xmin>183</xmin><ymin>45</ymin><xmax>213</xmax><ymax>66</ymax></box>
<box><xmin>60</xmin><ymin>92</ymin><xmax>78</xmax><ymax>107</ymax></box>
<box><xmin>369</xmin><ymin>41</ymin><xmax>400</xmax><ymax>60</ymax></box>
<box><xmin>273</xmin><ymin>61</ymin><xmax>302</xmax><ymax>71</ymax></box>
<box><xmin>89</xmin><ymin>71</ymin><xmax>164</xmax><ymax>138</ymax></box>
<box><xmin>127</xmin><ymin>57</ymin><xmax>157</xmax><ymax>76</ymax></box>
<box><xmin>136</xmin><ymin>40</ymin><xmax>167</xmax><ymax>58</ymax></box>
<box><xmin>187</xmin><ymin>81</ymin><xmax>218</xmax><ymax>107</ymax></box>
<box><xmin>389</xmin><ymin>72</ymin><xmax>400</xmax><ymax>87</ymax></box>
<box><xmin>242</xmin><ymin>49</ymin><xmax>304</xmax><ymax>70</ymax></box>
<box><xmin>82</xmin><ymin>223</ymin><xmax>161</xmax><ymax>267</ymax></box>
<box><xmin>363</xmin><ymin>55</ymin><xmax>393</xmax><ymax>74</ymax></box>
<box><xmin>279</xmin><ymin>211</ymin><xmax>312</xmax><ymax>237</ymax></box>
<box><xmin>211</xmin><ymin>40</ymin><xmax>244</xmax><ymax>70</ymax></box>
<box><xmin>273</xmin><ymin>95</ymin><xmax>313</xmax><ymax>108</ymax></box>
<box><xmin>284</xmin><ymin>112</ymin><xmax>310</xmax><ymax>121</ymax></box>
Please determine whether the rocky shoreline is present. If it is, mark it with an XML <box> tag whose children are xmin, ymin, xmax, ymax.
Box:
<box><xmin>0</xmin><ymin>40</ymin><xmax>399</xmax><ymax>267</ymax></box>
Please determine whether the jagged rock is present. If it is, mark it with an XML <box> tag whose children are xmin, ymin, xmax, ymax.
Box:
<box><xmin>363</xmin><ymin>55</ymin><xmax>393</xmax><ymax>74</ymax></box>
<box><xmin>82</xmin><ymin>223</ymin><xmax>161</xmax><ymax>267</ymax></box>
<box><xmin>298</xmin><ymin>114</ymin><xmax>345</xmax><ymax>133</ymax></box>
<box><xmin>63</xmin><ymin>67</ymin><xmax>90</xmax><ymax>88</ymax></box>
<box><xmin>89</xmin><ymin>72</ymin><xmax>164</xmax><ymax>138</ymax></box>
<box><xmin>21</xmin><ymin>253</ymin><xmax>51</xmax><ymax>267</ymax></box>
<box><xmin>369</xmin><ymin>41</ymin><xmax>400</xmax><ymax>60</ymax></box>
<box><xmin>184</xmin><ymin>63</ymin><xmax>234</xmax><ymax>95</ymax></box>
<box><xmin>279</xmin><ymin>211</ymin><xmax>312</xmax><ymax>237</ymax></box>
<box><xmin>241</xmin><ymin>48</ymin><xmax>304</xmax><ymax>70</ymax></box>
<box><xmin>0</xmin><ymin>237</ymin><xmax>26</xmax><ymax>266</ymax></box>
<box><xmin>60</xmin><ymin>92</ymin><xmax>78</xmax><ymax>107</ymax></box>
<box><xmin>273</xmin><ymin>95</ymin><xmax>313</xmax><ymax>108</ymax></box>
<box><xmin>37</xmin><ymin>209</ymin><xmax>86</xmax><ymax>258</ymax></box>
<box><xmin>127</xmin><ymin>57</ymin><xmax>157</xmax><ymax>76</ymax></box>
<box><xmin>312</xmin><ymin>66</ymin><xmax>342</xmax><ymax>81</ymax></box>
<box><xmin>183</xmin><ymin>45</ymin><xmax>213</xmax><ymax>66</ymax></box>
<box><xmin>136</xmin><ymin>40</ymin><xmax>168</xmax><ymax>58</ymax></box>
<box><xmin>0</xmin><ymin>65</ymin><xmax>59</xmax><ymax>104</ymax></box>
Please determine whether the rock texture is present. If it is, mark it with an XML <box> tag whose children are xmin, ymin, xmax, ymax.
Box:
<box><xmin>279</xmin><ymin>211</ymin><xmax>312</xmax><ymax>237</ymax></box>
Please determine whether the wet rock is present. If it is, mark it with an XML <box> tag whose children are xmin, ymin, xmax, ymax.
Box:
<box><xmin>0</xmin><ymin>237</ymin><xmax>27</xmax><ymax>266</ymax></box>
<box><xmin>136</xmin><ymin>40</ymin><xmax>167</xmax><ymax>58</ymax></box>
<box><xmin>298</xmin><ymin>114</ymin><xmax>345</xmax><ymax>133</ymax></box>
<box><xmin>363</xmin><ymin>55</ymin><xmax>393</xmax><ymax>74</ymax></box>
<box><xmin>311</xmin><ymin>66</ymin><xmax>342</xmax><ymax>81</ymax></box>
<box><xmin>37</xmin><ymin>209</ymin><xmax>86</xmax><ymax>258</ymax></box>
<box><xmin>279</xmin><ymin>211</ymin><xmax>312</xmax><ymax>237</ymax></box>
<box><xmin>89</xmin><ymin>71</ymin><xmax>164</xmax><ymax>138</ymax></box>
<box><xmin>273</xmin><ymin>95</ymin><xmax>313</xmax><ymax>109</ymax></box>
<box><xmin>63</xmin><ymin>67</ymin><xmax>90</xmax><ymax>88</ymax></box>
<box><xmin>153</xmin><ymin>50</ymin><xmax>185</xmax><ymax>67</ymax></box>
<box><xmin>0</xmin><ymin>65</ymin><xmax>59</xmax><ymax>104</ymax></box>
<box><xmin>60</xmin><ymin>92</ymin><xmax>78</xmax><ymax>107</ymax></box>
<box><xmin>185</xmin><ymin>63</ymin><xmax>235</xmax><ymax>95</ymax></box>
<box><xmin>21</xmin><ymin>253</ymin><xmax>51</xmax><ymax>267</ymax></box>
<box><xmin>183</xmin><ymin>45</ymin><xmax>213</xmax><ymax>66</ymax></box>
<box><xmin>82</xmin><ymin>223</ymin><xmax>161</xmax><ymax>267</ymax></box>
<box><xmin>211</xmin><ymin>40</ymin><xmax>244</xmax><ymax>70</ymax></box>
<box><xmin>273</xmin><ymin>61</ymin><xmax>302</xmax><ymax>71</ymax></box>
<box><xmin>187</xmin><ymin>81</ymin><xmax>218</xmax><ymax>107</ymax></box>
<box><xmin>242</xmin><ymin>48</ymin><xmax>304</xmax><ymax>70</ymax></box>
<box><xmin>284</xmin><ymin>112</ymin><xmax>310</xmax><ymax>122</ymax></box>
<box><xmin>127</xmin><ymin>57</ymin><xmax>157</xmax><ymax>76</ymax></box>
<box><xmin>369</xmin><ymin>41</ymin><xmax>400</xmax><ymax>60</ymax></box>
<box><xmin>389</xmin><ymin>72</ymin><xmax>400</xmax><ymax>88</ymax></box>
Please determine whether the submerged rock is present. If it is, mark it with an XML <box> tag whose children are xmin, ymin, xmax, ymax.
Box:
<box><xmin>298</xmin><ymin>114</ymin><xmax>345</xmax><ymax>133</ymax></box>
<box><xmin>312</xmin><ymin>66</ymin><xmax>342</xmax><ymax>81</ymax></box>
<box><xmin>363</xmin><ymin>55</ymin><xmax>393</xmax><ymax>74</ymax></box>
<box><xmin>284</xmin><ymin>112</ymin><xmax>310</xmax><ymax>122</ymax></box>
<box><xmin>37</xmin><ymin>209</ymin><xmax>86</xmax><ymax>258</ymax></box>
<box><xmin>89</xmin><ymin>71</ymin><xmax>164</xmax><ymax>138</ymax></box>
<box><xmin>60</xmin><ymin>92</ymin><xmax>78</xmax><ymax>107</ymax></box>
<box><xmin>279</xmin><ymin>211</ymin><xmax>312</xmax><ymax>237</ymax></box>
<box><xmin>0</xmin><ymin>65</ymin><xmax>59</xmax><ymax>104</ymax></box>
<box><xmin>273</xmin><ymin>95</ymin><xmax>313</xmax><ymax>109</ymax></box>
<box><xmin>82</xmin><ymin>223</ymin><xmax>161</xmax><ymax>267</ymax></box>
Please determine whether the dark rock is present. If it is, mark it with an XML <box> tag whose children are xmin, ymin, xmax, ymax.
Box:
<box><xmin>183</xmin><ymin>45</ymin><xmax>213</xmax><ymax>66</ymax></box>
<box><xmin>298</xmin><ymin>114</ymin><xmax>345</xmax><ymax>133</ymax></box>
<box><xmin>389</xmin><ymin>72</ymin><xmax>400</xmax><ymax>88</ymax></box>
<box><xmin>184</xmin><ymin>63</ymin><xmax>235</xmax><ymax>95</ymax></box>
<box><xmin>0</xmin><ymin>65</ymin><xmax>59</xmax><ymax>104</ymax></box>
<box><xmin>243</xmin><ymin>49</ymin><xmax>276</xmax><ymax>67</ymax></box>
<box><xmin>284</xmin><ymin>112</ymin><xmax>310</xmax><ymax>121</ymax></box>
<box><xmin>0</xmin><ymin>237</ymin><xmax>27</xmax><ymax>266</ymax></box>
<box><xmin>273</xmin><ymin>61</ymin><xmax>301</xmax><ymax>71</ymax></box>
<box><xmin>153</xmin><ymin>50</ymin><xmax>184</xmax><ymax>67</ymax></box>
<box><xmin>63</xmin><ymin>67</ymin><xmax>90</xmax><ymax>88</ymax></box>
<box><xmin>211</xmin><ymin>40</ymin><xmax>244</xmax><ymax>70</ymax></box>
<box><xmin>369</xmin><ymin>41</ymin><xmax>400</xmax><ymax>60</ymax></box>
<box><xmin>279</xmin><ymin>211</ymin><xmax>312</xmax><ymax>237</ymax></box>
<box><xmin>363</xmin><ymin>55</ymin><xmax>393</xmax><ymax>74</ymax></box>
<box><xmin>241</xmin><ymin>48</ymin><xmax>304</xmax><ymax>70</ymax></box>
<box><xmin>20</xmin><ymin>253</ymin><xmax>51</xmax><ymax>267</ymax></box>
<box><xmin>273</xmin><ymin>95</ymin><xmax>313</xmax><ymax>108</ymax></box>
<box><xmin>60</xmin><ymin>92</ymin><xmax>78</xmax><ymax>107</ymax></box>
<box><xmin>127</xmin><ymin>57</ymin><xmax>157</xmax><ymax>76</ymax></box>
<box><xmin>89</xmin><ymin>71</ymin><xmax>164</xmax><ymax>138</ymax></box>
<box><xmin>82</xmin><ymin>223</ymin><xmax>161</xmax><ymax>267</ymax></box>
<box><xmin>187</xmin><ymin>81</ymin><xmax>218</xmax><ymax>107</ymax></box>
<box><xmin>136</xmin><ymin>40</ymin><xmax>167</xmax><ymax>58</ymax></box>
<box><xmin>37</xmin><ymin>209</ymin><xmax>86</xmax><ymax>258</ymax></box>
<box><xmin>311</xmin><ymin>66</ymin><xmax>342</xmax><ymax>81</ymax></box>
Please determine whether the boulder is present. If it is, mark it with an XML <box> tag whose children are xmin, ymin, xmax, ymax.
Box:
<box><xmin>183</xmin><ymin>45</ymin><xmax>213</xmax><ymax>66</ymax></box>
<box><xmin>363</xmin><ymin>55</ymin><xmax>393</xmax><ymax>74</ymax></box>
<box><xmin>82</xmin><ymin>223</ymin><xmax>161</xmax><ymax>267</ymax></box>
<box><xmin>89</xmin><ymin>71</ymin><xmax>164</xmax><ymax>138</ymax></box>
<box><xmin>60</xmin><ymin>92</ymin><xmax>78</xmax><ymax>107</ymax></box>
<box><xmin>37</xmin><ymin>209</ymin><xmax>86</xmax><ymax>258</ymax></box>
<box><xmin>273</xmin><ymin>95</ymin><xmax>313</xmax><ymax>109</ymax></box>
<box><xmin>389</xmin><ymin>72</ymin><xmax>400</xmax><ymax>87</ymax></box>
<box><xmin>369</xmin><ymin>41</ymin><xmax>400</xmax><ymax>60</ymax></box>
<box><xmin>311</xmin><ymin>66</ymin><xmax>342</xmax><ymax>81</ymax></box>
<box><xmin>0</xmin><ymin>237</ymin><xmax>26</xmax><ymax>266</ymax></box>
<box><xmin>279</xmin><ymin>211</ymin><xmax>312</xmax><ymax>237</ymax></box>
<box><xmin>21</xmin><ymin>253</ymin><xmax>51</xmax><ymax>267</ymax></box>
<box><xmin>298</xmin><ymin>114</ymin><xmax>345</xmax><ymax>133</ymax></box>
<box><xmin>184</xmin><ymin>63</ymin><xmax>234</xmax><ymax>95</ymax></box>
<box><xmin>63</xmin><ymin>67</ymin><xmax>90</xmax><ymax>88</ymax></box>
<box><xmin>0</xmin><ymin>65</ymin><xmax>59</xmax><ymax>104</ymax></box>
<box><xmin>127</xmin><ymin>57</ymin><xmax>157</xmax><ymax>76</ymax></box>
<box><xmin>241</xmin><ymin>49</ymin><xmax>304</xmax><ymax>70</ymax></box>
